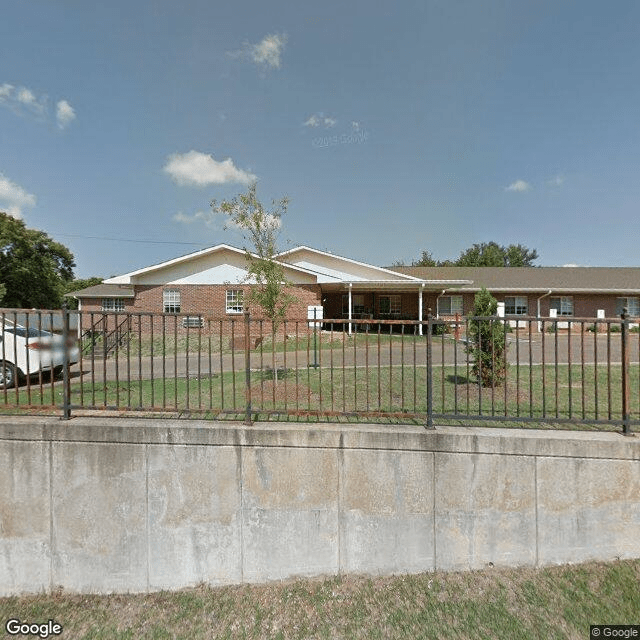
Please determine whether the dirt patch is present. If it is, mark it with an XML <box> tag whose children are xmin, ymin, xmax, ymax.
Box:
<box><xmin>447</xmin><ymin>377</ymin><xmax>533</xmax><ymax>406</ymax></box>
<box><xmin>249</xmin><ymin>380</ymin><xmax>319</xmax><ymax>409</ymax></box>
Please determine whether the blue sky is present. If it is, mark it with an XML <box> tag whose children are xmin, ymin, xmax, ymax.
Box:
<box><xmin>2</xmin><ymin>0</ymin><xmax>640</xmax><ymax>278</ymax></box>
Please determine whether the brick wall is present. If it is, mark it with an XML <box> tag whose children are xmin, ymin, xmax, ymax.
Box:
<box><xmin>78</xmin><ymin>283</ymin><xmax>322</xmax><ymax>335</ymax></box>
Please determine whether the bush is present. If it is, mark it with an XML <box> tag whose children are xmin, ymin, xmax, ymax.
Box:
<box><xmin>431</xmin><ymin>322</ymin><xmax>449</xmax><ymax>336</ymax></box>
<box><xmin>465</xmin><ymin>288</ymin><xmax>508</xmax><ymax>387</ymax></box>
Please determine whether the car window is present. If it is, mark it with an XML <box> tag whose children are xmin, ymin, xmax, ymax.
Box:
<box><xmin>1</xmin><ymin>325</ymin><xmax>53</xmax><ymax>338</ymax></box>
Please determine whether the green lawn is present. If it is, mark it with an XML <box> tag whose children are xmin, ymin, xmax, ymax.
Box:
<box><xmin>1</xmin><ymin>559</ymin><xmax>638</xmax><ymax>639</ymax></box>
<box><xmin>3</xmin><ymin>363</ymin><xmax>638</xmax><ymax>429</ymax></box>
<box><xmin>83</xmin><ymin>328</ymin><xmax>437</xmax><ymax>359</ymax></box>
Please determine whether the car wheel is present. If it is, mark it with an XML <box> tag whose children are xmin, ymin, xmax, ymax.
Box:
<box><xmin>0</xmin><ymin>362</ymin><xmax>18</xmax><ymax>389</ymax></box>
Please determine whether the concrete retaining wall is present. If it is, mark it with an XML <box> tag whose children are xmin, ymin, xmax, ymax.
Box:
<box><xmin>1</xmin><ymin>417</ymin><xmax>639</xmax><ymax>595</ymax></box>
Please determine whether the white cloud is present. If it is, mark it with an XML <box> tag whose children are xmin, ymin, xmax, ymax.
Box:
<box><xmin>505</xmin><ymin>179</ymin><xmax>532</xmax><ymax>193</ymax></box>
<box><xmin>303</xmin><ymin>112</ymin><xmax>337</xmax><ymax>128</ymax></box>
<box><xmin>56</xmin><ymin>100</ymin><xmax>76</xmax><ymax>129</ymax></box>
<box><xmin>173</xmin><ymin>210</ymin><xmax>216</xmax><ymax>226</ymax></box>
<box><xmin>547</xmin><ymin>174</ymin><xmax>565</xmax><ymax>187</ymax></box>
<box><xmin>0</xmin><ymin>175</ymin><xmax>37</xmax><ymax>219</ymax></box>
<box><xmin>164</xmin><ymin>150</ymin><xmax>257</xmax><ymax>187</ymax></box>
<box><xmin>15</xmin><ymin>86</ymin><xmax>46</xmax><ymax>116</ymax></box>
<box><xmin>250</xmin><ymin>33</ymin><xmax>287</xmax><ymax>69</ymax></box>
<box><xmin>0</xmin><ymin>82</ymin><xmax>75</xmax><ymax>128</ymax></box>
<box><xmin>0</xmin><ymin>83</ymin><xmax>13</xmax><ymax>102</ymax></box>
<box><xmin>228</xmin><ymin>33</ymin><xmax>287</xmax><ymax>70</ymax></box>
<box><xmin>173</xmin><ymin>207</ymin><xmax>281</xmax><ymax>232</ymax></box>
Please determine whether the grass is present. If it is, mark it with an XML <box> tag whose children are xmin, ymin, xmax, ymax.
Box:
<box><xmin>85</xmin><ymin>329</ymin><xmax>438</xmax><ymax>359</ymax></box>
<box><xmin>1</xmin><ymin>559</ymin><xmax>638</xmax><ymax>639</ymax></box>
<box><xmin>3</xmin><ymin>362</ymin><xmax>638</xmax><ymax>429</ymax></box>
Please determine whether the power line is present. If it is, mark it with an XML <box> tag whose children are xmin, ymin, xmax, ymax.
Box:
<box><xmin>52</xmin><ymin>233</ymin><xmax>210</xmax><ymax>246</ymax></box>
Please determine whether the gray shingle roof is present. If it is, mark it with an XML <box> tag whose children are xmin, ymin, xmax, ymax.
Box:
<box><xmin>390</xmin><ymin>266</ymin><xmax>640</xmax><ymax>293</ymax></box>
<box><xmin>64</xmin><ymin>284</ymin><xmax>135</xmax><ymax>298</ymax></box>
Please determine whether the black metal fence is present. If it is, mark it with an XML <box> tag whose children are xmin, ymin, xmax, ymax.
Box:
<box><xmin>1</xmin><ymin>307</ymin><xmax>638</xmax><ymax>433</ymax></box>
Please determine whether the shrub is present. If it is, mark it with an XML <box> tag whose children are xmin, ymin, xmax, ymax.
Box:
<box><xmin>465</xmin><ymin>288</ymin><xmax>508</xmax><ymax>387</ymax></box>
<box><xmin>431</xmin><ymin>322</ymin><xmax>449</xmax><ymax>336</ymax></box>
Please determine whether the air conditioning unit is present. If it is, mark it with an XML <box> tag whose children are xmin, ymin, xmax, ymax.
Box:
<box><xmin>182</xmin><ymin>316</ymin><xmax>204</xmax><ymax>328</ymax></box>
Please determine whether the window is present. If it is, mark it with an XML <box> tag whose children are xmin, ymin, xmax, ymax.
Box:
<box><xmin>437</xmin><ymin>295</ymin><xmax>463</xmax><ymax>316</ymax></box>
<box><xmin>505</xmin><ymin>296</ymin><xmax>528</xmax><ymax>315</ymax></box>
<box><xmin>341</xmin><ymin>294</ymin><xmax>365</xmax><ymax>315</ymax></box>
<box><xmin>101</xmin><ymin>298</ymin><xmax>125</xmax><ymax>312</ymax></box>
<box><xmin>163</xmin><ymin>289</ymin><xmax>181</xmax><ymax>313</ymax></box>
<box><xmin>226</xmin><ymin>289</ymin><xmax>244</xmax><ymax>314</ymax></box>
<box><xmin>616</xmin><ymin>297</ymin><xmax>640</xmax><ymax>317</ymax></box>
<box><xmin>379</xmin><ymin>295</ymin><xmax>401</xmax><ymax>316</ymax></box>
<box><xmin>550</xmin><ymin>297</ymin><xmax>573</xmax><ymax>316</ymax></box>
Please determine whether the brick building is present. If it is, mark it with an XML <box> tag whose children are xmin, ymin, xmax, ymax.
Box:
<box><xmin>392</xmin><ymin>265</ymin><xmax>640</xmax><ymax>327</ymax></box>
<box><xmin>68</xmin><ymin>245</ymin><xmax>640</xmax><ymax>333</ymax></box>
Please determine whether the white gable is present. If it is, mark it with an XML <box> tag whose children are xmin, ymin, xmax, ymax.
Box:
<box><xmin>277</xmin><ymin>246</ymin><xmax>420</xmax><ymax>283</ymax></box>
<box><xmin>105</xmin><ymin>245</ymin><xmax>317</xmax><ymax>286</ymax></box>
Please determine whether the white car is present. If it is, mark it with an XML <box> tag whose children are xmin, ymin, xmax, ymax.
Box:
<box><xmin>0</xmin><ymin>320</ymin><xmax>80</xmax><ymax>389</ymax></box>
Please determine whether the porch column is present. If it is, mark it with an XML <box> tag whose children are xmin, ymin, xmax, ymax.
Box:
<box><xmin>348</xmin><ymin>283</ymin><xmax>353</xmax><ymax>335</ymax></box>
<box><xmin>418</xmin><ymin>284</ymin><xmax>424</xmax><ymax>336</ymax></box>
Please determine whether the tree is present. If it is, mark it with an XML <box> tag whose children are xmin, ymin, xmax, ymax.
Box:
<box><xmin>210</xmin><ymin>183</ymin><xmax>297</xmax><ymax>328</ymax></box>
<box><xmin>64</xmin><ymin>277</ymin><xmax>104</xmax><ymax>310</ymax></box>
<box><xmin>0</xmin><ymin>283</ymin><xmax>5</xmax><ymax>304</ymax></box>
<box><xmin>411</xmin><ymin>250</ymin><xmax>437</xmax><ymax>267</ymax></box>
<box><xmin>465</xmin><ymin>288</ymin><xmax>508</xmax><ymax>387</ymax></box>
<box><xmin>503</xmin><ymin>243</ymin><xmax>539</xmax><ymax>267</ymax></box>
<box><xmin>399</xmin><ymin>242</ymin><xmax>539</xmax><ymax>269</ymax></box>
<box><xmin>455</xmin><ymin>242</ymin><xmax>538</xmax><ymax>267</ymax></box>
<box><xmin>0</xmin><ymin>212</ymin><xmax>75</xmax><ymax>309</ymax></box>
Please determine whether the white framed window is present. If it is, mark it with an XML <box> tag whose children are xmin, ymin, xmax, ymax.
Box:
<box><xmin>101</xmin><ymin>298</ymin><xmax>125</xmax><ymax>312</ymax></box>
<box><xmin>379</xmin><ymin>295</ymin><xmax>401</xmax><ymax>316</ymax></box>
<box><xmin>616</xmin><ymin>297</ymin><xmax>640</xmax><ymax>317</ymax></box>
<box><xmin>163</xmin><ymin>289</ymin><xmax>181</xmax><ymax>314</ymax></box>
<box><xmin>550</xmin><ymin>296</ymin><xmax>573</xmax><ymax>316</ymax></box>
<box><xmin>437</xmin><ymin>295</ymin><xmax>463</xmax><ymax>316</ymax></box>
<box><xmin>505</xmin><ymin>296</ymin><xmax>528</xmax><ymax>315</ymax></box>
<box><xmin>226</xmin><ymin>289</ymin><xmax>244</xmax><ymax>314</ymax></box>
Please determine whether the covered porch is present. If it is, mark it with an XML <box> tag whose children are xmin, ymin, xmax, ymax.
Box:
<box><xmin>320</xmin><ymin>279</ymin><xmax>472</xmax><ymax>335</ymax></box>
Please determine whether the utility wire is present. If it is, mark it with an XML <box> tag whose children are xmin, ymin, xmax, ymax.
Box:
<box><xmin>52</xmin><ymin>233</ymin><xmax>210</xmax><ymax>246</ymax></box>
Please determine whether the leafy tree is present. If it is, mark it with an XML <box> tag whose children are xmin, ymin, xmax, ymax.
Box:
<box><xmin>0</xmin><ymin>212</ymin><xmax>75</xmax><ymax>309</ymax></box>
<box><xmin>210</xmin><ymin>183</ymin><xmax>297</xmax><ymax>328</ymax></box>
<box><xmin>456</xmin><ymin>242</ymin><xmax>538</xmax><ymax>267</ymax></box>
<box><xmin>411</xmin><ymin>250</ymin><xmax>437</xmax><ymax>267</ymax></box>
<box><xmin>399</xmin><ymin>242</ymin><xmax>538</xmax><ymax>269</ymax></box>
<box><xmin>466</xmin><ymin>288</ymin><xmax>508</xmax><ymax>387</ymax></box>
<box><xmin>0</xmin><ymin>283</ymin><xmax>5</xmax><ymax>304</ymax></box>
<box><xmin>64</xmin><ymin>277</ymin><xmax>104</xmax><ymax>309</ymax></box>
<box><xmin>503</xmin><ymin>243</ymin><xmax>539</xmax><ymax>267</ymax></box>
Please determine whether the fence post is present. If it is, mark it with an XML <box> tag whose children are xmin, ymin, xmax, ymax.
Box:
<box><xmin>244</xmin><ymin>311</ymin><xmax>252</xmax><ymax>425</ymax></box>
<box><xmin>61</xmin><ymin>302</ymin><xmax>72</xmax><ymax>420</ymax></box>
<box><xmin>621</xmin><ymin>308</ymin><xmax>631</xmax><ymax>435</ymax></box>
<box><xmin>425</xmin><ymin>309</ymin><xmax>434</xmax><ymax>430</ymax></box>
